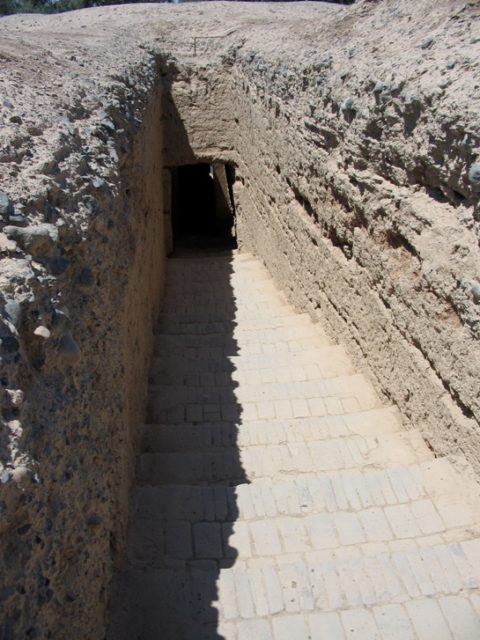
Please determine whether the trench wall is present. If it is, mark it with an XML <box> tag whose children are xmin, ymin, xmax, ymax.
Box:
<box><xmin>0</xmin><ymin>69</ymin><xmax>166</xmax><ymax>638</ymax></box>
<box><xmin>228</xmin><ymin>57</ymin><xmax>480</xmax><ymax>467</ymax></box>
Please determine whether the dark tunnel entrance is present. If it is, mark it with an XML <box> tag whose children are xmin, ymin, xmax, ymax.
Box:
<box><xmin>171</xmin><ymin>162</ymin><xmax>237</xmax><ymax>250</ymax></box>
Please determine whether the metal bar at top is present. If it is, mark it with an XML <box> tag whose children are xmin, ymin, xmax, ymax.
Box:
<box><xmin>193</xmin><ymin>29</ymin><xmax>236</xmax><ymax>56</ymax></box>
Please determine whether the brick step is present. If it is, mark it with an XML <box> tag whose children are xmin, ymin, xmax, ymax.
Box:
<box><xmin>167</xmin><ymin>251</ymin><xmax>253</xmax><ymax>262</ymax></box>
<box><xmin>164</xmin><ymin>283</ymin><xmax>278</xmax><ymax>297</ymax></box>
<box><xmin>166</xmin><ymin>255</ymin><xmax>266</xmax><ymax>268</ymax></box>
<box><xmin>162</xmin><ymin>293</ymin><xmax>283</xmax><ymax>309</ymax></box>
<box><xmin>150</xmin><ymin>344</ymin><xmax>352</xmax><ymax>378</ymax></box>
<box><xmin>156</xmin><ymin>305</ymin><xmax>299</xmax><ymax>325</ymax></box>
<box><xmin>162</xmin><ymin>293</ymin><xmax>288</xmax><ymax>312</ymax></box>
<box><xmin>152</xmin><ymin>338</ymin><xmax>334</xmax><ymax>360</ymax></box>
<box><xmin>128</xmin><ymin>503</ymin><xmax>480</xmax><ymax>568</ymax></box>
<box><xmin>111</xmin><ymin>542</ymin><xmax>480</xmax><ymax>638</ymax></box>
<box><xmin>153</xmin><ymin>330</ymin><xmax>331</xmax><ymax>357</ymax></box>
<box><xmin>153</xmin><ymin>323</ymin><xmax>326</xmax><ymax>346</ymax></box>
<box><xmin>157</xmin><ymin>306</ymin><xmax>312</xmax><ymax>335</ymax></box>
<box><xmin>163</xmin><ymin>281</ymin><xmax>276</xmax><ymax>299</ymax></box>
<box><xmin>150</xmin><ymin>345</ymin><xmax>354</xmax><ymax>385</ymax></box>
<box><xmin>137</xmin><ymin>431</ymin><xmax>432</xmax><ymax>485</ymax></box>
<box><xmin>159</xmin><ymin>286</ymin><xmax>288</xmax><ymax>304</ymax></box>
<box><xmin>157</xmin><ymin>299</ymin><xmax>293</xmax><ymax>324</ymax></box>
<box><xmin>166</xmin><ymin>254</ymin><xmax>266</xmax><ymax>268</ymax></box>
<box><xmin>111</xmin><ymin>250</ymin><xmax>480</xmax><ymax>639</ymax></box>
<box><xmin>210</xmin><ymin>598</ymin><xmax>480</xmax><ymax>640</ymax></box>
<box><xmin>148</xmin><ymin>372</ymin><xmax>376</xmax><ymax>406</ymax></box>
<box><xmin>146</xmin><ymin>373</ymin><xmax>380</xmax><ymax>423</ymax></box>
<box><xmin>155</xmin><ymin>310</ymin><xmax>284</xmax><ymax>324</ymax></box>
<box><xmin>133</xmin><ymin>458</ymin><xmax>480</xmax><ymax>529</ymax></box>
<box><xmin>142</xmin><ymin>407</ymin><xmax>402</xmax><ymax>452</ymax></box>
<box><xmin>164</xmin><ymin>253</ymin><xmax>262</xmax><ymax>271</ymax></box>
<box><xmin>164</xmin><ymin>268</ymin><xmax>275</xmax><ymax>286</ymax></box>
<box><xmin>155</xmin><ymin>312</ymin><xmax>312</xmax><ymax>335</ymax></box>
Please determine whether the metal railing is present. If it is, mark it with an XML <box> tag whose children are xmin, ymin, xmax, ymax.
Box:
<box><xmin>193</xmin><ymin>28</ymin><xmax>236</xmax><ymax>56</ymax></box>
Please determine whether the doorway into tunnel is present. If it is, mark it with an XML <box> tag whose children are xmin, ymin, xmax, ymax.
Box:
<box><xmin>170</xmin><ymin>162</ymin><xmax>237</xmax><ymax>249</ymax></box>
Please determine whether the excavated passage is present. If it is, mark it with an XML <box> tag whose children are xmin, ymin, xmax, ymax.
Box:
<box><xmin>1</xmin><ymin>2</ymin><xmax>480</xmax><ymax>636</ymax></box>
<box><xmin>108</xmin><ymin>251</ymin><xmax>480</xmax><ymax>639</ymax></box>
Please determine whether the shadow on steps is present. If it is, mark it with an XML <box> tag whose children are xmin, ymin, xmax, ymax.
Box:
<box><xmin>107</xmin><ymin>249</ymin><xmax>246</xmax><ymax>639</ymax></box>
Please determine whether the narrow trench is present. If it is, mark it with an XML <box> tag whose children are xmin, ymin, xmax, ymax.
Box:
<box><xmin>104</xmin><ymin>69</ymin><xmax>480</xmax><ymax>640</ymax></box>
<box><xmin>108</xmin><ymin>161</ymin><xmax>246</xmax><ymax>638</ymax></box>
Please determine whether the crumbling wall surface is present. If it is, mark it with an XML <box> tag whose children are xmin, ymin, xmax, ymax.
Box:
<box><xmin>161</xmin><ymin>58</ymin><xmax>237</xmax><ymax>167</ymax></box>
<box><xmin>229</xmin><ymin>0</ymin><xmax>480</xmax><ymax>469</ymax></box>
<box><xmin>0</xmin><ymin>19</ymin><xmax>165</xmax><ymax>637</ymax></box>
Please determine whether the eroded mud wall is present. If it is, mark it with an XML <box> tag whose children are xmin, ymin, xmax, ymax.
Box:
<box><xmin>0</xmin><ymin>67</ymin><xmax>166</xmax><ymax>637</ymax></box>
<box><xmin>229</xmin><ymin>8</ymin><xmax>480</xmax><ymax>468</ymax></box>
<box><xmin>161</xmin><ymin>59</ymin><xmax>236</xmax><ymax>168</ymax></box>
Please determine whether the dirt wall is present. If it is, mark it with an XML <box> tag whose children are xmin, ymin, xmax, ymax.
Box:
<box><xmin>0</xmin><ymin>53</ymin><xmax>166</xmax><ymax>638</ymax></box>
<box><xmin>227</xmin><ymin>1</ymin><xmax>480</xmax><ymax>468</ymax></box>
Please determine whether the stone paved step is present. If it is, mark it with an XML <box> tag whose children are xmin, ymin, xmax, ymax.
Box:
<box><xmin>150</xmin><ymin>345</ymin><xmax>354</xmax><ymax>385</ymax></box>
<box><xmin>111</xmin><ymin>541</ymin><xmax>480</xmax><ymax>638</ymax></box>
<box><xmin>147</xmin><ymin>373</ymin><xmax>381</xmax><ymax>423</ymax></box>
<box><xmin>159</xmin><ymin>301</ymin><xmax>289</xmax><ymax>315</ymax></box>
<box><xmin>113</xmin><ymin>590</ymin><xmax>480</xmax><ymax>640</ymax></box>
<box><xmin>153</xmin><ymin>330</ymin><xmax>331</xmax><ymax>355</ymax></box>
<box><xmin>163</xmin><ymin>254</ymin><xmax>264</xmax><ymax>272</ymax></box>
<box><xmin>109</xmin><ymin>252</ymin><xmax>480</xmax><ymax>639</ymax></box>
<box><xmin>217</xmin><ymin>597</ymin><xmax>480</xmax><ymax>640</ymax></box>
<box><xmin>150</xmin><ymin>343</ymin><xmax>353</xmax><ymax>378</ymax></box>
<box><xmin>137</xmin><ymin>431</ymin><xmax>431</xmax><ymax>485</ymax></box>
<box><xmin>143</xmin><ymin>407</ymin><xmax>402</xmax><ymax>452</ymax></box>
<box><xmin>158</xmin><ymin>260</ymin><xmax>299</xmax><ymax>324</ymax></box>
<box><xmin>164</xmin><ymin>272</ymin><xmax>267</xmax><ymax>284</ymax></box>
<box><xmin>162</xmin><ymin>295</ymin><xmax>288</xmax><ymax>312</ymax></box>
<box><xmin>133</xmin><ymin>458</ymin><xmax>480</xmax><ymax>530</ymax></box>
<box><xmin>164</xmin><ymin>266</ymin><xmax>273</xmax><ymax>283</ymax></box>
<box><xmin>164</xmin><ymin>274</ymin><xmax>280</xmax><ymax>294</ymax></box>
<box><xmin>153</xmin><ymin>331</ymin><xmax>333</xmax><ymax>357</ymax></box>
<box><xmin>157</xmin><ymin>305</ymin><xmax>302</xmax><ymax>325</ymax></box>
<box><xmin>154</xmin><ymin>323</ymin><xmax>325</xmax><ymax>345</ymax></box>
<box><xmin>128</xmin><ymin>499</ymin><xmax>480</xmax><ymax>568</ymax></box>
<box><xmin>155</xmin><ymin>312</ymin><xmax>313</xmax><ymax>335</ymax></box>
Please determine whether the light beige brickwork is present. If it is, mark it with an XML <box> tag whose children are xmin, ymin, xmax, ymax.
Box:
<box><xmin>108</xmin><ymin>252</ymin><xmax>480</xmax><ymax>639</ymax></box>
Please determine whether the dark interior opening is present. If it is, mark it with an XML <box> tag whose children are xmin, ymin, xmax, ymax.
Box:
<box><xmin>171</xmin><ymin>162</ymin><xmax>237</xmax><ymax>249</ymax></box>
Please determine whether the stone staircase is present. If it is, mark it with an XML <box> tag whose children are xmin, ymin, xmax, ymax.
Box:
<box><xmin>108</xmin><ymin>251</ymin><xmax>480</xmax><ymax>639</ymax></box>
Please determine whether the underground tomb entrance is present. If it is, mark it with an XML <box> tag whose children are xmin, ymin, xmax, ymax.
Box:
<box><xmin>170</xmin><ymin>161</ymin><xmax>237</xmax><ymax>250</ymax></box>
